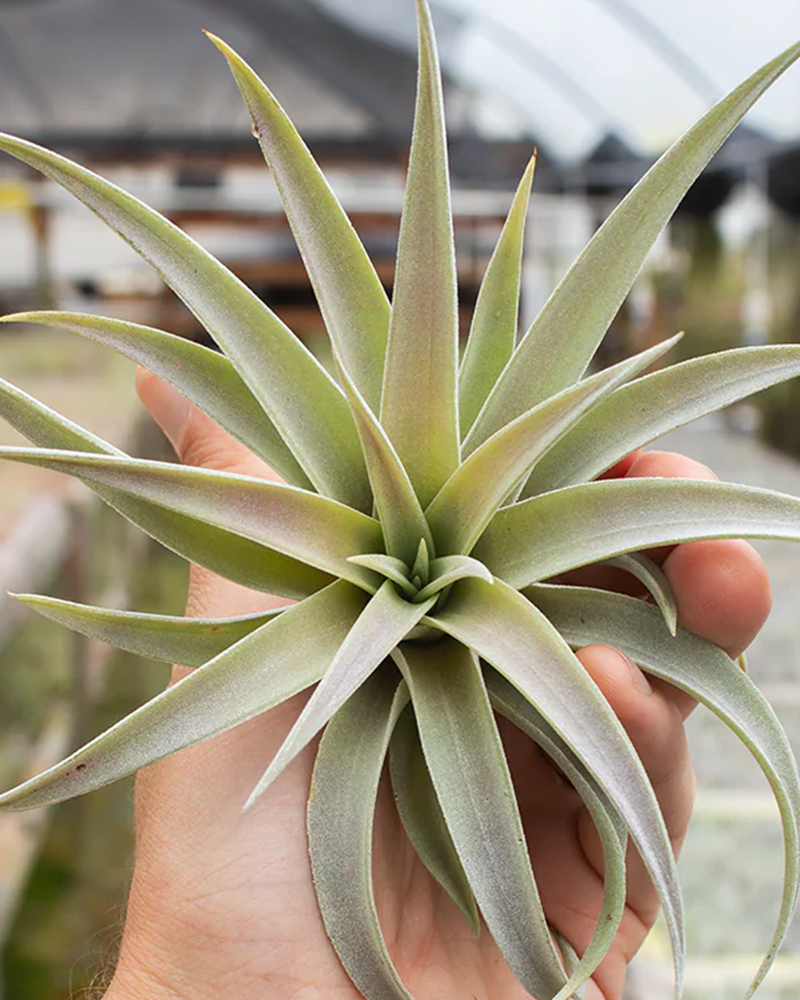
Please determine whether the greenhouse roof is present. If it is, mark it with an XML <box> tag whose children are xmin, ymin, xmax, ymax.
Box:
<box><xmin>0</xmin><ymin>0</ymin><xmax>798</xmax><ymax>165</ymax></box>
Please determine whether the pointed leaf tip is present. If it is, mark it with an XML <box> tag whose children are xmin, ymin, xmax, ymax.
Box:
<box><xmin>459</xmin><ymin>154</ymin><xmax>536</xmax><ymax>439</ymax></box>
<box><xmin>380</xmin><ymin>0</ymin><xmax>459</xmax><ymax>506</ymax></box>
<box><xmin>212</xmin><ymin>35</ymin><xmax>390</xmax><ymax>413</ymax></box>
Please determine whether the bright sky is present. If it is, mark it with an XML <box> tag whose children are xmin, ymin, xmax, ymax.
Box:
<box><xmin>316</xmin><ymin>0</ymin><xmax>800</xmax><ymax>159</ymax></box>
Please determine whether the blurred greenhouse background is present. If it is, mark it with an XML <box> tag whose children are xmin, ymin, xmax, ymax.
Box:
<box><xmin>1</xmin><ymin>0</ymin><xmax>800</xmax><ymax>997</ymax></box>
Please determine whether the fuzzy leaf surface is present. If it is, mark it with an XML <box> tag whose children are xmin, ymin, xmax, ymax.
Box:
<box><xmin>466</xmin><ymin>41</ymin><xmax>800</xmax><ymax>450</ymax></box>
<box><xmin>0</xmin><ymin>380</ymin><xmax>328</xmax><ymax>597</ymax></box>
<box><xmin>210</xmin><ymin>35</ymin><xmax>390</xmax><ymax>413</ymax></box>
<box><xmin>394</xmin><ymin>638</ymin><xmax>568</xmax><ymax>1000</ymax></box>
<box><xmin>413</xmin><ymin>555</ymin><xmax>493</xmax><ymax>603</ymax></box>
<box><xmin>0</xmin><ymin>133</ymin><xmax>370</xmax><ymax>509</ymax></box>
<box><xmin>380</xmin><ymin>0</ymin><xmax>459</xmax><ymax>506</ymax></box>
<box><xmin>308</xmin><ymin>667</ymin><xmax>412</xmax><ymax>1000</ymax></box>
<box><xmin>0</xmin><ymin>374</ymin><xmax>122</xmax><ymax>455</ymax></box>
<box><xmin>428</xmin><ymin>335</ymin><xmax>680</xmax><ymax>554</ymax></box>
<box><xmin>389</xmin><ymin>706</ymin><xmax>479</xmax><ymax>934</ymax></box>
<box><xmin>458</xmin><ymin>157</ymin><xmax>534</xmax><ymax>438</ymax></box>
<box><xmin>602</xmin><ymin>553</ymin><xmax>678</xmax><ymax>634</ymax></box>
<box><xmin>427</xmin><ymin>579</ymin><xmax>685</xmax><ymax>993</ymax></box>
<box><xmin>486</xmin><ymin>668</ymin><xmax>627</xmax><ymax>999</ymax></box>
<box><xmin>13</xmin><ymin>593</ymin><xmax>278</xmax><ymax>667</ymax></box>
<box><xmin>246</xmin><ymin>580</ymin><xmax>435</xmax><ymax>807</ymax></box>
<box><xmin>0</xmin><ymin>448</ymin><xmax>382</xmax><ymax>590</ymax></box>
<box><xmin>2</xmin><ymin>311</ymin><xmax>311</xmax><ymax>487</ymax></box>
<box><xmin>530</xmin><ymin>583</ymin><xmax>800</xmax><ymax>998</ymax></box>
<box><xmin>476</xmin><ymin>478</ymin><xmax>800</xmax><ymax>589</ymax></box>
<box><xmin>525</xmin><ymin>345</ymin><xmax>800</xmax><ymax>496</ymax></box>
<box><xmin>0</xmin><ymin>582</ymin><xmax>367</xmax><ymax>811</ymax></box>
<box><xmin>337</xmin><ymin>356</ymin><xmax>434</xmax><ymax>566</ymax></box>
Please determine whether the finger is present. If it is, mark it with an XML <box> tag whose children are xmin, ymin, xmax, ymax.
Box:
<box><xmin>663</xmin><ymin>539</ymin><xmax>771</xmax><ymax>660</ymax></box>
<box><xmin>624</xmin><ymin>450</ymin><xmax>718</xmax><ymax>565</ymax></box>
<box><xmin>135</xmin><ymin>367</ymin><xmax>282</xmax><ymax>482</ymax></box>
<box><xmin>597</xmin><ymin>449</ymin><xmax>644</xmax><ymax>480</ymax></box>
<box><xmin>625</xmin><ymin>449</ymin><xmax>718</xmax><ymax>485</ymax></box>
<box><xmin>576</xmin><ymin>644</ymin><xmax>695</xmax><ymax>928</ymax></box>
<box><xmin>624</xmin><ymin>449</ymin><xmax>771</xmax><ymax>705</ymax></box>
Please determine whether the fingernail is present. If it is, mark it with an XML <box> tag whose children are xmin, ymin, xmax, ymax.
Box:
<box><xmin>137</xmin><ymin>371</ymin><xmax>190</xmax><ymax>452</ymax></box>
<box><xmin>621</xmin><ymin>652</ymin><xmax>652</xmax><ymax>695</ymax></box>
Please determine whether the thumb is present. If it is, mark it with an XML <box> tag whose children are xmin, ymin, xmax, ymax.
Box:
<box><xmin>135</xmin><ymin>367</ymin><xmax>281</xmax><ymax>482</ymax></box>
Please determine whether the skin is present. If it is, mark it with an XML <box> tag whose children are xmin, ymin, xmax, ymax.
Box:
<box><xmin>104</xmin><ymin>370</ymin><xmax>772</xmax><ymax>1000</ymax></box>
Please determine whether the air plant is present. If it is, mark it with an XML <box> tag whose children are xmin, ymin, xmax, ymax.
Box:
<box><xmin>1</xmin><ymin>2</ymin><xmax>800</xmax><ymax>998</ymax></box>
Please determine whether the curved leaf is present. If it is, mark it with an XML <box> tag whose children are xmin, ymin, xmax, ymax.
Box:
<box><xmin>429</xmin><ymin>335</ymin><xmax>680</xmax><ymax>553</ymax></box>
<box><xmin>13</xmin><ymin>593</ymin><xmax>278</xmax><ymax>667</ymax></box>
<box><xmin>413</xmin><ymin>555</ymin><xmax>493</xmax><ymax>603</ymax></box>
<box><xmin>525</xmin><ymin>345</ymin><xmax>800</xmax><ymax>496</ymax></box>
<box><xmin>0</xmin><ymin>378</ymin><xmax>329</xmax><ymax>597</ymax></box>
<box><xmin>0</xmin><ymin>374</ymin><xmax>121</xmax><ymax>455</ymax></box>
<box><xmin>308</xmin><ymin>667</ymin><xmax>412</xmax><ymax>1000</ymax></box>
<box><xmin>208</xmin><ymin>34</ymin><xmax>390</xmax><ymax>414</ymax></box>
<box><xmin>1</xmin><ymin>311</ymin><xmax>310</xmax><ymax>487</ymax></box>
<box><xmin>0</xmin><ymin>133</ymin><xmax>370</xmax><ymax>509</ymax></box>
<box><xmin>459</xmin><ymin>156</ymin><xmax>535</xmax><ymax>439</ymax></box>
<box><xmin>0</xmin><ymin>448</ymin><xmax>382</xmax><ymax>590</ymax></box>
<box><xmin>486</xmin><ymin>667</ymin><xmax>628</xmax><ymax>1000</ymax></box>
<box><xmin>466</xmin><ymin>40</ymin><xmax>800</xmax><ymax>450</ymax></box>
<box><xmin>476</xmin><ymin>478</ymin><xmax>800</xmax><ymax>589</ymax></box>
<box><xmin>529</xmin><ymin>582</ymin><xmax>800</xmax><ymax>998</ymax></box>
<box><xmin>246</xmin><ymin>580</ymin><xmax>435</xmax><ymax>808</ymax></box>
<box><xmin>427</xmin><ymin>578</ymin><xmax>685</xmax><ymax>995</ymax></box>
<box><xmin>602</xmin><ymin>553</ymin><xmax>677</xmax><ymax>635</ymax></box>
<box><xmin>380</xmin><ymin>0</ymin><xmax>459</xmax><ymax>506</ymax></box>
<box><xmin>348</xmin><ymin>554</ymin><xmax>417</xmax><ymax>599</ymax></box>
<box><xmin>0</xmin><ymin>582</ymin><xmax>367</xmax><ymax>811</ymax></box>
<box><xmin>389</xmin><ymin>706</ymin><xmax>479</xmax><ymax>934</ymax></box>
<box><xmin>394</xmin><ymin>638</ymin><xmax>568</xmax><ymax>1000</ymax></box>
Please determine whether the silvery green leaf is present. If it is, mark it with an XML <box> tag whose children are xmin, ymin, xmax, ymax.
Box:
<box><xmin>410</xmin><ymin>538</ymin><xmax>430</xmax><ymax>586</ymax></box>
<box><xmin>0</xmin><ymin>380</ymin><xmax>329</xmax><ymax>597</ymax></box>
<box><xmin>486</xmin><ymin>668</ymin><xmax>627</xmax><ymax>1000</ymax></box>
<box><xmin>308</xmin><ymin>667</ymin><xmax>412</xmax><ymax>1000</ymax></box>
<box><xmin>467</xmin><ymin>41</ymin><xmax>800</xmax><ymax>450</ymax></box>
<box><xmin>476</xmin><ymin>478</ymin><xmax>800</xmax><ymax>589</ymax></box>
<box><xmin>380</xmin><ymin>0</ymin><xmax>459</xmax><ymax>507</ymax></box>
<box><xmin>0</xmin><ymin>582</ymin><xmax>367</xmax><ymax>811</ymax></box>
<box><xmin>551</xmin><ymin>932</ymin><xmax>586</xmax><ymax>999</ymax></box>
<box><xmin>389</xmin><ymin>706</ymin><xmax>479</xmax><ymax>935</ymax></box>
<box><xmin>246</xmin><ymin>580</ymin><xmax>435</xmax><ymax>808</ymax></box>
<box><xmin>0</xmin><ymin>448</ymin><xmax>382</xmax><ymax>591</ymax></box>
<box><xmin>427</xmin><ymin>578</ymin><xmax>685</xmax><ymax>996</ymax></box>
<box><xmin>525</xmin><ymin>345</ymin><xmax>800</xmax><ymax>496</ymax></box>
<box><xmin>458</xmin><ymin>157</ymin><xmax>535</xmax><ymax>439</ymax></box>
<box><xmin>529</xmin><ymin>582</ymin><xmax>800</xmax><ymax>999</ymax></box>
<box><xmin>348</xmin><ymin>555</ymin><xmax>417</xmax><ymax>599</ymax></box>
<box><xmin>430</xmin><ymin>335</ymin><xmax>680</xmax><ymax>553</ymax></box>
<box><xmin>0</xmin><ymin>373</ymin><xmax>122</xmax><ymax>455</ymax></box>
<box><xmin>0</xmin><ymin>133</ymin><xmax>370</xmax><ymax>510</ymax></box>
<box><xmin>12</xmin><ymin>593</ymin><xmax>278</xmax><ymax>667</ymax></box>
<box><xmin>413</xmin><ymin>555</ymin><xmax>493</xmax><ymax>603</ymax></box>
<box><xmin>394</xmin><ymin>638</ymin><xmax>568</xmax><ymax>1000</ymax></box>
<box><xmin>208</xmin><ymin>35</ymin><xmax>390</xmax><ymax>414</ymax></box>
<box><xmin>602</xmin><ymin>553</ymin><xmax>678</xmax><ymax>634</ymax></box>
<box><xmin>336</xmin><ymin>355</ymin><xmax>434</xmax><ymax>566</ymax></box>
<box><xmin>1</xmin><ymin>311</ymin><xmax>310</xmax><ymax>488</ymax></box>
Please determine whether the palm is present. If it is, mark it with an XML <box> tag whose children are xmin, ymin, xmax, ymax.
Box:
<box><xmin>126</xmin><ymin>667</ymin><xmax>664</xmax><ymax>1000</ymax></box>
<box><xmin>111</xmin><ymin>390</ymin><xmax>768</xmax><ymax>1000</ymax></box>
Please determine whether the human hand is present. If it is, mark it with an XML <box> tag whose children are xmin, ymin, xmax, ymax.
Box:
<box><xmin>105</xmin><ymin>371</ymin><xmax>771</xmax><ymax>1000</ymax></box>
